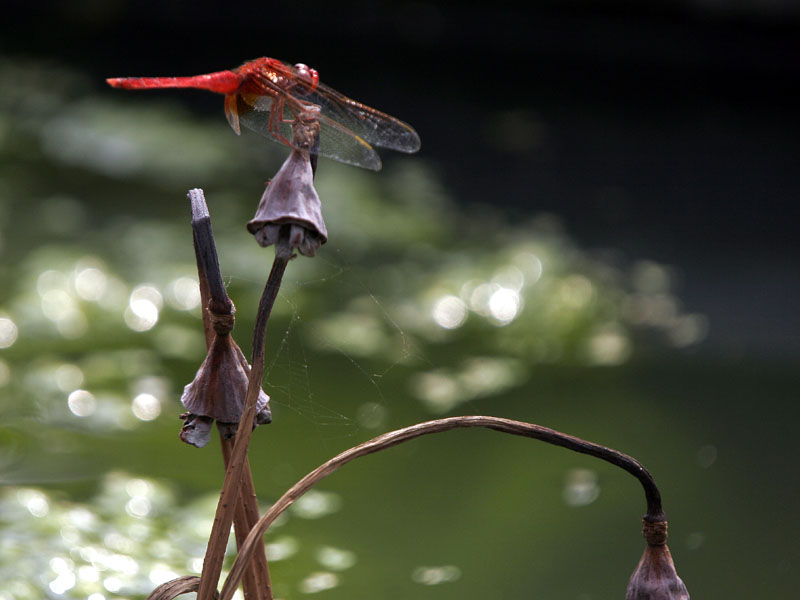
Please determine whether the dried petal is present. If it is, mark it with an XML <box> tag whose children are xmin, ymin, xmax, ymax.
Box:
<box><xmin>180</xmin><ymin>333</ymin><xmax>271</xmax><ymax>427</ymax></box>
<box><xmin>179</xmin><ymin>413</ymin><xmax>214</xmax><ymax>448</ymax></box>
<box><xmin>247</xmin><ymin>118</ymin><xmax>327</xmax><ymax>257</ymax></box>
<box><xmin>627</xmin><ymin>520</ymin><xmax>690</xmax><ymax>600</ymax></box>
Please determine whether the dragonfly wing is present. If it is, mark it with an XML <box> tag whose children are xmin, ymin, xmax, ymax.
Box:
<box><xmin>306</xmin><ymin>83</ymin><xmax>421</xmax><ymax>154</ymax></box>
<box><xmin>312</xmin><ymin>111</ymin><xmax>382</xmax><ymax>171</ymax></box>
<box><xmin>237</xmin><ymin>95</ymin><xmax>382</xmax><ymax>171</ymax></box>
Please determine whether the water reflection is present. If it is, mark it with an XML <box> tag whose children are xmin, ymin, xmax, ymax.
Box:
<box><xmin>2</xmin><ymin>473</ymin><xmax>244</xmax><ymax>597</ymax></box>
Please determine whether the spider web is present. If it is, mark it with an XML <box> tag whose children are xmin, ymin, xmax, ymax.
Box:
<box><xmin>247</xmin><ymin>251</ymin><xmax>427</xmax><ymax>448</ymax></box>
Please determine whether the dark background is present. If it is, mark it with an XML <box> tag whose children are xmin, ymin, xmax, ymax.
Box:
<box><xmin>3</xmin><ymin>0</ymin><xmax>799</xmax><ymax>357</ymax></box>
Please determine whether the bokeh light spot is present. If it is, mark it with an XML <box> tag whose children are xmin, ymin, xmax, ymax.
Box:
<box><xmin>356</xmin><ymin>402</ymin><xmax>388</xmax><ymax>429</ymax></box>
<box><xmin>686</xmin><ymin>532</ymin><xmax>706</xmax><ymax>550</ymax></box>
<box><xmin>668</xmin><ymin>313</ymin><xmax>709</xmax><ymax>347</ymax></box>
<box><xmin>558</xmin><ymin>275</ymin><xmax>594</xmax><ymax>309</ymax></box>
<box><xmin>586</xmin><ymin>327</ymin><xmax>631</xmax><ymax>366</ymax></box>
<box><xmin>299</xmin><ymin>572</ymin><xmax>339</xmax><ymax>594</ymax></box>
<box><xmin>291</xmin><ymin>490</ymin><xmax>342</xmax><ymax>519</ymax></box>
<box><xmin>149</xmin><ymin>565</ymin><xmax>180</xmax><ymax>585</ymax></box>
<box><xmin>131</xmin><ymin>284</ymin><xmax>163</xmax><ymax>309</ymax></box>
<box><xmin>491</xmin><ymin>265</ymin><xmax>525</xmax><ymax>291</ymax></box>
<box><xmin>56</xmin><ymin>363</ymin><xmax>85</xmax><ymax>391</ymax></box>
<box><xmin>125</xmin><ymin>299</ymin><xmax>160</xmax><ymax>332</ymax></box>
<box><xmin>410</xmin><ymin>372</ymin><xmax>460</xmax><ymax>413</ymax></box>
<box><xmin>74</xmin><ymin>267</ymin><xmax>108</xmax><ymax>301</ymax></box>
<box><xmin>563</xmin><ymin>468</ymin><xmax>600</xmax><ymax>507</ymax></box>
<box><xmin>125</xmin><ymin>286</ymin><xmax>163</xmax><ymax>331</ymax></box>
<box><xmin>458</xmin><ymin>357</ymin><xmax>521</xmax><ymax>397</ymax></box>
<box><xmin>131</xmin><ymin>393</ymin><xmax>161</xmax><ymax>421</ymax></box>
<box><xmin>0</xmin><ymin>317</ymin><xmax>18</xmax><ymax>348</ymax></box>
<box><xmin>167</xmin><ymin>276</ymin><xmax>201</xmax><ymax>311</ymax></box>
<box><xmin>266</xmin><ymin>536</ymin><xmax>300</xmax><ymax>561</ymax></box>
<box><xmin>37</xmin><ymin>269</ymin><xmax>69</xmax><ymax>295</ymax></box>
<box><xmin>103</xmin><ymin>577</ymin><xmax>123</xmax><ymax>593</ymax></box>
<box><xmin>17</xmin><ymin>489</ymin><xmax>50</xmax><ymax>517</ymax></box>
<box><xmin>468</xmin><ymin>282</ymin><xmax>499</xmax><ymax>316</ymax></box>
<box><xmin>41</xmin><ymin>289</ymin><xmax>75</xmax><ymax>321</ymax></box>
<box><xmin>488</xmin><ymin>287</ymin><xmax>521</xmax><ymax>324</ymax></box>
<box><xmin>631</xmin><ymin>260</ymin><xmax>672</xmax><ymax>293</ymax></box>
<box><xmin>513</xmin><ymin>251</ymin><xmax>543</xmax><ymax>284</ymax></box>
<box><xmin>412</xmin><ymin>565</ymin><xmax>462</xmax><ymax>585</ymax></box>
<box><xmin>315</xmin><ymin>546</ymin><xmax>357</xmax><ymax>571</ymax></box>
<box><xmin>68</xmin><ymin>389</ymin><xmax>97</xmax><ymax>417</ymax></box>
<box><xmin>126</xmin><ymin>478</ymin><xmax>153</xmax><ymax>498</ymax></box>
<box><xmin>432</xmin><ymin>295</ymin><xmax>467</xmax><ymax>329</ymax></box>
<box><xmin>696</xmin><ymin>444</ymin><xmax>717</xmax><ymax>468</ymax></box>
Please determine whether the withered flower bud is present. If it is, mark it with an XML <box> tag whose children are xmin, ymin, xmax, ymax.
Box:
<box><xmin>626</xmin><ymin>519</ymin><xmax>690</xmax><ymax>600</ymax></box>
<box><xmin>247</xmin><ymin>112</ymin><xmax>327</xmax><ymax>257</ymax></box>
<box><xmin>180</xmin><ymin>309</ymin><xmax>271</xmax><ymax>448</ymax></box>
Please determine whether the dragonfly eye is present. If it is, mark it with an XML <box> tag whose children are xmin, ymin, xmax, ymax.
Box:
<box><xmin>293</xmin><ymin>63</ymin><xmax>320</xmax><ymax>95</ymax></box>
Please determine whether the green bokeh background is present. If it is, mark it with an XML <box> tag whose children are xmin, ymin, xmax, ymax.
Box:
<box><xmin>1</xmin><ymin>11</ymin><xmax>799</xmax><ymax>597</ymax></box>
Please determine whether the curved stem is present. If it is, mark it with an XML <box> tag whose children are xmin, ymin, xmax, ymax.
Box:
<box><xmin>145</xmin><ymin>575</ymin><xmax>200</xmax><ymax>600</ymax></box>
<box><xmin>219</xmin><ymin>415</ymin><xmax>664</xmax><ymax>600</ymax></box>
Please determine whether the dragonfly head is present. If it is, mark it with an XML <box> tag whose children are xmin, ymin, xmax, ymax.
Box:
<box><xmin>293</xmin><ymin>63</ymin><xmax>320</xmax><ymax>95</ymax></box>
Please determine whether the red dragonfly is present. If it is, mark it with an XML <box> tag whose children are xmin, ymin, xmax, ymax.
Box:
<box><xmin>107</xmin><ymin>57</ymin><xmax>420</xmax><ymax>171</ymax></box>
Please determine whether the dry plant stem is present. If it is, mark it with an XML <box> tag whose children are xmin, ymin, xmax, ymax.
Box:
<box><xmin>197</xmin><ymin>237</ymin><xmax>291</xmax><ymax>600</ymax></box>
<box><xmin>190</xmin><ymin>189</ymin><xmax>233</xmax><ymax>316</ymax></box>
<box><xmin>146</xmin><ymin>576</ymin><xmax>200</xmax><ymax>600</ymax></box>
<box><xmin>220</xmin><ymin>435</ymin><xmax>272</xmax><ymax>600</ymax></box>
<box><xmin>189</xmin><ymin>188</ymin><xmax>274</xmax><ymax>600</ymax></box>
<box><xmin>220</xmin><ymin>415</ymin><xmax>664</xmax><ymax>600</ymax></box>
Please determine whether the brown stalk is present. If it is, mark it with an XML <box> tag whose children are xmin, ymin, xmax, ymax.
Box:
<box><xmin>188</xmin><ymin>188</ymin><xmax>272</xmax><ymax>600</ymax></box>
<box><xmin>146</xmin><ymin>575</ymin><xmax>201</xmax><ymax>600</ymax></box>
<box><xmin>219</xmin><ymin>415</ymin><xmax>664</xmax><ymax>600</ymax></box>
<box><xmin>196</xmin><ymin>230</ymin><xmax>292</xmax><ymax>600</ymax></box>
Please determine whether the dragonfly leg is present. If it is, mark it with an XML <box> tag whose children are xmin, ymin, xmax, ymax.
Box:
<box><xmin>268</xmin><ymin>96</ymin><xmax>293</xmax><ymax>148</ymax></box>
